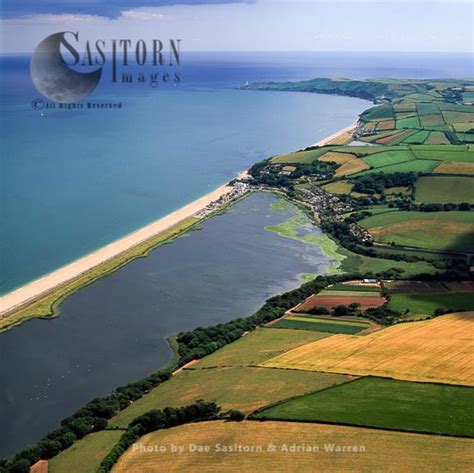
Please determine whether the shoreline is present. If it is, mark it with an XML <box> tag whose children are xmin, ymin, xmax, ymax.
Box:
<box><xmin>0</xmin><ymin>122</ymin><xmax>355</xmax><ymax>330</ymax></box>
<box><xmin>0</xmin><ymin>183</ymin><xmax>234</xmax><ymax>322</ymax></box>
<box><xmin>310</xmin><ymin>121</ymin><xmax>358</xmax><ymax>147</ymax></box>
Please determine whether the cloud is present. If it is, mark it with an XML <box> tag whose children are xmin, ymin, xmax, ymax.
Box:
<box><xmin>1</xmin><ymin>1</ymin><xmax>254</xmax><ymax>20</ymax></box>
<box><xmin>120</xmin><ymin>10</ymin><xmax>166</xmax><ymax>20</ymax></box>
<box><xmin>4</xmin><ymin>14</ymin><xmax>111</xmax><ymax>25</ymax></box>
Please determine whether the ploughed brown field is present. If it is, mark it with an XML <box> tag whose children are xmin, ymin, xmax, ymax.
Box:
<box><xmin>296</xmin><ymin>294</ymin><xmax>386</xmax><ymax>311</ymax></box>
<box><xmin>385</xmin><ymin>280</ymin><xmax>474</xmax><ymax>294</ymax></box>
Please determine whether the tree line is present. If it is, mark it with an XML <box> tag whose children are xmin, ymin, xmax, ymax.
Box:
<box><xmin>98</xmin><ymin>400</ymin><xmax>220</xmax><ymax>472</ymax></box>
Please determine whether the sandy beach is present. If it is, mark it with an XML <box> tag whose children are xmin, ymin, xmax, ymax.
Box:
<box><xmin>0</xmin><ymin>184</ymin><xmax>233</xmax><ymax>317</ymax></box>
<box><xmin>0</xmin><ymin>123</ymin><xmax>355</xmax><ymax>320</ymax></box>
<box><xmin>310</xmin><ymin>122</ymin><xmax>358</xmax><ymax>147</ymax></box>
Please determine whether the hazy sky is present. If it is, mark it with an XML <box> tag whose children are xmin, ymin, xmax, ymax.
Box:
<box><xmin>1</xmin><ymin>0</ymin><xmax>472</xmax><ymax>53</ymax></box>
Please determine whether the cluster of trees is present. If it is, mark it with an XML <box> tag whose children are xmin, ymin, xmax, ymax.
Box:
<box><xmin>307</xmin><ymin>301</ymin><xmax>401</xmax><ymax>324</ymax></box>
<box><xmin>290</xmin><ymin>161</ymin><xmax>337</xmax><ymax>180</ymax></box>
<box><xmin>1</xmin><ymin>371</ymin><xmax>172</xmax><ymax>473</ymax></box>
<box><xmin>389</xmin><ymin>199</ymin><xmax>472</xmax><ymax>212</ymax></box>
<box><xmin>248</xmin><ymin>160</ymin><xmax>336</xmax><ymax>188</ymax></box>
<box><xmin>351</xmin><ymin>172</ymin><xmax>418</xmax><ymax>195</ymax></box>
<box><xmin>98</xmin><ymin>401</ymin><xmax>220</xmax><ymax>472</ymax></box>
<box><xmin>416</xmin><ymin>202</ymin><xmax>471</xmax><ymax>212</ymax></box>
<box><xmin>363</xmin><ymin>305</ymin><xmax>402</xmax><ymax>325</ymax></box>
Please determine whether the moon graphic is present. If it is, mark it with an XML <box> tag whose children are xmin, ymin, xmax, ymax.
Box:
<box><xmin>30</xmin><ymin>32</ymin><xmax>102</xmax><ymax>103</ymax></box>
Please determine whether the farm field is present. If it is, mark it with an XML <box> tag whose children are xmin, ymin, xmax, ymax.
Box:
<box><xmin>49</xmin><ymin>431</ymin><xmax>123</xmax><ymax>473</ymax></box>
<box><xmin>260</xmin><ymin>312</ymin><xmax>474</xmax><ymax>386</ymax></box>
<box><xmin>396</xmin><ymin>116</ymin><xmax>420</xmax><ymax>129</ymax></box>
<box><xmin>196</xmin><ymin>327</ymin><xmax>329</xmax><ymax>368</ymax></box>
<box><xmin>433</xmin><ymin>161</ymin><xmax>474</xmax><ymax>175</ymax></box>
<box><xmin>319</xmin><ymin>151</ymin><xmax>357</xmax><ymax>164</ymax></box>
<box><xmin>271</xmin><ymin>147</ymin><xmax>331</xmax><ymax>164</ymax></box>
<box><xmin>362</xmin><ymin>150</ymin><xmax>415</xmax><ymax>168</ymax></box>
<box><xmin>327</xmin><ymin>283</ymin><xmax>381</xmax><ymax>291</ymax></box>
<box><xmin>384</xmin><ymin>280</ymin><xmax>450</xmax><ymax>294</ymax></box>
<box><xmin>295</xmin><ymin>293</ymin><xmax>386</xmax><ymax>312</ymax></box>
<box><xmin>339</xmin><ymin>249</ymin><xmax>440</xmax><ymax>276</ymax></box>
<box><xmin>334</xmin><ymin>158</ymin><xmax>369</xmax><ymax>177</ymax></box>
<box><xmin>317</xmin><ymin>289</ymin><xmax>382</xmax><ymax>298</ymax></box>
<box><xmin>322</xmin><ymin>180</ymin><xmax>353</xmax><ymax>194</ymax></box>
<box><xmin>415</xmin><ymin>176</ymin><xmax>474</xmax><ymax>204</ymax></box>
<box><xmin>271</xmin><ymin>316</ymin><xmax>368</xmax><ymax>334</ymax></box>
<box><xmin>413</xmin><ymin>149</ymin><xmax>474</xmax><ymax>162</ymax></box>
<box><xmin>424</xmin><ymin>131</ymin><xmax>450</xmax><ymax>144</ymax></box>
<box><xmin>359</xmin><ymin>211</ymin><xmax>474</xmax><ymax>251</ymax></box>
<box><xmin>112</xmin><ymin>420</ymin><xmax>474</xmax><ymax>473</ymax></box>
<box><xmin>389</xmin><ymin>293</ymin><xmax>474</xmax><ymax>315</ymax></box>
<box><xmin>109</xmin><ymin>367</ymin><xmax>349</xmax><ymax>428</ymax></box>
<box><xmin>256</xmin><ymin>378</ymin><xmax>474</xmax><ymax>437</ymax></box>
<box><xmin>402</xmin><ymin>130</ymin><xmax>430</xmax><ymax>144</ymax></box>
<box><xmin>356</xmin><ymin>159</ymin><xmax>440</xmax><ymax>175</ymax></box>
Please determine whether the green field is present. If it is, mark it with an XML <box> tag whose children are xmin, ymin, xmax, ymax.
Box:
<box><xmin>415</xmin><ymin>176</ymin><xmax>474</xmax><ymax>204</ymax></box>
<box><xmin>271</xmin><ymin>317</ymin><xmax>366</xmax><ymax>334</ymax></box>
<box><xmin>413</xmin><ymin>150</ymin><xmax>474</xmax><ymax>162</ymax></box>
<box><xmin>271</xmin><ymin>147</ymin><xmax>332</xmax><ymax>164</ymax></box>
<box><xmin>356</xmin><ymin>159</ymin><xmax>440</xmax><ymax>175</ymax></box>
<box><xmin>359</xmin><ymin>211</ymin><xmax>474</xmax><ymax>251</ymax></box>
<box><xmin>424</xmin><ymin>131</ymin><xmax>450</xmax><ymax>144</ymax></box>
<box><xmin>339</xmin><ymin>248</ymin><xmax>440</xmax><ymax>276</ymax></box>
<box><xmin>389</xmin><ymin>293</ymin><xmax>474</xmax><ymax>315</ymax></box>
<box><xmin>109</xmin><ymin>366</ymin><xmax>349</xmax><ymax>428</ymax></box>
<box><xmin>362</xmin><ymin>150</ymin><xmax>415</xmax><ymax>168</ymax></box>
<box><xmin>49</xmin><ymin>431</ymin><xmax>123</xmax><ymax>473</ymax></box>
<box><xmin>318</xmin><ymin>289</ymin><xmax>381</xmax><ymax>297</ymax></box>
<box><xmin>402</xmin><ymin>130</ymin><xmax>430</xmax><ymax>144</ymax></box>
<box><xmin>196</xmin><ymin>327</ymin><xmax>329</xmax><ymax>368</ymax></box>
<box><xmin>417</xmin><ymin>103</ymin><xmax>439</xmax><ymax>115</ymax></box>
<box><xmin>327</xmin><ymin>283</ymin><xmax>380</xmax><ymax>292</ymax></box>
<box><xmin>255</xmin><ymin>377</ymin><xmax>474</xmax><ymax>437</ymax></box>
<box><xmin>396</xmin><ymin>116</ymin><xmax>420</xmax><ymax>129</ymax></box>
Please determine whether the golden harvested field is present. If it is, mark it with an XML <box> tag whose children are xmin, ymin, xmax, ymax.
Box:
<box><xmin>112</xmin><ymin>420</ymin><xmax>474</xmax><ymax>473</ymax></box>
<box><xmin>433</xmin><ymin>161</ymin><xmax>474</xmax><ymax>175</ymax></box>
<box><xmin>319</xmin><ymin>151</ymin><xmax>357</xmax><ymax>164</ymax></box>
<box><xmin>335</xmin><ymin>159</ymin><xmax>370</xmax><ymax>177</ymax></box>
<box><xmin>261</xmin><ymin>312</ymin><xmax>474</xmax><ymax>386</ymax></box>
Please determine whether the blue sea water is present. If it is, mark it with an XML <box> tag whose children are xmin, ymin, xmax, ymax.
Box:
<box><xmin>2</xmin><ymin>51</ymin><xmax>472</xmax><ymax>294</ymax></box>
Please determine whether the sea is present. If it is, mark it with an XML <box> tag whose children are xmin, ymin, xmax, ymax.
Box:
<box><xmin>1</xmin><ymin>51</ymin><xmax>472</xmax><ymax>293</ymax></box>
<box><xmin>0</xmin><ymin>51</ymin><xmax>472</xmax><ymax>457</ymax></box>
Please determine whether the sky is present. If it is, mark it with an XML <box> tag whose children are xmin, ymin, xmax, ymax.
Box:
<box><xmin>0</xmin><ymin>0</ymin><xmax>472</xmax><ymax>53</ymax></box>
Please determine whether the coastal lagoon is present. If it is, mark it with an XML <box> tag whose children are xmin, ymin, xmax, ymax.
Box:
<box><xmin>0</xmin><ymin>192</ymin><xmax>337</xmax><ymax>456</ymax></box>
